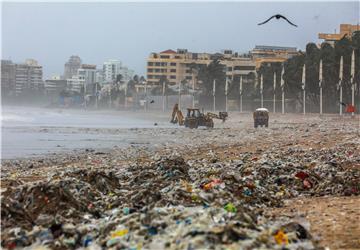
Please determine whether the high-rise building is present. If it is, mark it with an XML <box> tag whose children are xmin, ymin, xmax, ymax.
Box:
<box><xmin>119</xmin><ymin>66</ymin><xmax>135</xmax><ymax>83</ymax></box>
<box><xmin>103</xmin><ymin>59</ymin><xmax>121</xmax><ymax>83</ymax></box>
<box><xmin>103</xmin><ymin>59</ymin><xmax>134</xmax><ymax>83</ymax></box>
<box><xmin>77</xmin><ymin>64</ymin><xmax>97</xmax><ymax>95</ymax></box>
<box><xmin>95</xmin><ymin>69</ymin><xmax>104</xmax><ymax>84</ymax></box>
<box><xmin>1</xmin><ymin>60</ymin><xmax>16</xmax><ymax>96</ymax></box>
<box><xmin>78</xmin><ymin>64</ymin><xmax>96</xmax><ymax>84</ymax></box>
<box><xmin>64</xmin><ymin>55</ymin><xmax>82</xmax><ymax>80</ymax></box>
<box><xmin>14</xmin><ymin>59</ymin><xmax>43</xmax><ymax>95</ymax></box>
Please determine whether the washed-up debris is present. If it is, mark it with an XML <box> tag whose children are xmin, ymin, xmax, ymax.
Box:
<box><xmin>1</xmin><ymin>115</ymin><xmax>359</xmax><ymax>249</ymax></box>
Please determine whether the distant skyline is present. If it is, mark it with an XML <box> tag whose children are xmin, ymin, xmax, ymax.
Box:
<box><xmin>2</xmin><ymin>2</ymin><xmax>359</xmax><ymax>78</ymax></box>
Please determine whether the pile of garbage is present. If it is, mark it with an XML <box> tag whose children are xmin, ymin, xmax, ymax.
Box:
<box><xmin>1</xmin><ymin>143</ymin><xmax>359</xmax><ymax>249</ymax></box>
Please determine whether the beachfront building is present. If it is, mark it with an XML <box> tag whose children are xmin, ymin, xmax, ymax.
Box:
<box><xmin>103</xmin><ymin>59</ymin><xmax>134</xmax><ymax>83</ymax></box>
<box><xmin>147</xmin><ymin>49</ymin><xmax>212</xmax><ymax>86</ymax></box>
<box><xmin>44</xmin><ymin>79</ymin><xmax>67</xmax><ymax>96</ymax></box>
<box><xmin>95</xmin><ymin>69</ymin><xmax>104</xmax><ymax>84</ymax></box>
<box><xmin>146</xmin><ymin>49</ymin><xmax>259</xmax><ymax>86</ymax></box>
<box><xmin>1</xmin><ymin>60</ymin><xmax>16</xmax><ymax>97</ymax></box>
<box><xmin>78</xmin><ymin>64</ymin><xmax>96</xmax><ymax>84</ymax></box>
<box><xmin>103</xmin><ymin>59</ymin><xmax>121</xmax><ymax>83</ymax></box>
<box><xmin>250</xmin><ymin>45</ymin><xmax>299</xmax><ymax>69</ymax></box>
<box><xmin>67</xmin><ymin>75</ymin><xmax>85</xmax><ymax>94</ymax></box>
<box><xmin>64</xmin><ymin>55</ymin><xmax>82</xmax><ymax>80</ymax></box>
<box><xmin>14</xmin><ymin>59</ymin><xmax>43</xmax><ymax>96</ymax></box>
<box><xmin>318</xmin><ymin>23</ymin><xmax>360</xmax><ymax>45</ymax></box>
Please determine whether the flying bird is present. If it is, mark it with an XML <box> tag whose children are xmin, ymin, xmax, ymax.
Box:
<box><xmin>150</xmin><ymin>100</ymin><xmax>155</xmax><ymax>104</ymax></box>
<box><xmin>258</xmin><ymin>14</ymin><xmax>298</xmax><ymax>27</ymax></box>
<box><xmin>340</xmin><ymin>102</ymin><xmax>347</xmax><ymax>107</ymax></box>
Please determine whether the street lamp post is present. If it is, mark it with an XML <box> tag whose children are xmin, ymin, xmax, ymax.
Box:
<box><xmin>351</xmin><ymin>50</ymin><xmax>355</xmax><ymax>117</ymax></box>
<box><xmin>260</xmin><ymin>74</ymin><xmax>263</xmax><ymax>108</ymax></box>
<box><xmin>239</xmin><ymin>75</ymin><xmax>243</xmax><ymax>112</ymax></box>
<box><xmin>178</xmin><ymin>81</ymin><xmax>181</xmax><ymax>110</ymax></box>
<box><xmin>162</xmin><ymin>81</ymin><xmax>165</xmax><ymax>112</ymax></box>
<box><xmin>273</xmin><ymin>72</ymin><xmax>276</xmax><ymax>113</ymax></box>
<box><xmin>281</xmin><ymin>66</ymin><xmax>285</xmax><ymax>114</ymax></box>
<box><xmin>339</xmin><ymin>56</ymin><xmax>343</xmax><ymax>116</ymax></box>
<box><xmin>302</xmin><ymin>64</ymin><xmax>306</xmax><ymax>115</ymax></box>
<box><xmin>144</xmin><ymin>81</ymin><xmax>147</xmax><ymax>111</ymax></box>
<box><xmin>213</xmin><ymin>79</ymin><xmax>216</xmax><ymax>112</ymax></box>
<box><xmin>95</xmin><ymin>83</ymin><xmax>98</xmax><ymax>109</ymax></box>
<box><xmin>319</xmin><ymin>60</ymin><xmax>323</xmax><ymax>115</ymax></box>
<box><xmin>192</xmin><ymin>77</ymin><xmax>195</xmax><ymax>108</ymax></box>
<box><xmin>225</xmin><ymin>78</ymin><xmax>229</xmax><ymax>112</ymax></box>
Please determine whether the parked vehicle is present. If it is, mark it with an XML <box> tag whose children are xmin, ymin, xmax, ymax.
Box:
<box><xmin>253</xmin><ymin>108</ymin><xmax>269</xmax><ymax>128</ymax></box>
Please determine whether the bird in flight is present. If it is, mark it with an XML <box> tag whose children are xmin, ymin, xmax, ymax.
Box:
<box><xmin>258</xmin><ymin>14</ymin><xmax>298</xmax><ymax>27</ymax></box>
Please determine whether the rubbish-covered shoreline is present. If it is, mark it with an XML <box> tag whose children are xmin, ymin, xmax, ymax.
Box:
<box><xmin>1</xmin><ymin>114</ymin><xmax>359</xmax><ymax>249</ymax></box>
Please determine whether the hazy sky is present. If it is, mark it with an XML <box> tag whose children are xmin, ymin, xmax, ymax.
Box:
<box><xmin>1</xmin><ymin>1</ymin><xmax>359</xmax><ymax>78</ymax></box>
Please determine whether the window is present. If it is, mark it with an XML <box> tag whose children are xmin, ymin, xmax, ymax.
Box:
<box><xmin>186</xmin><ymin>76</ymin><xmax>192</xmax><ymax>80</ymax></box>
<box><xmin>227</xmin><ymin>67</ymin><xmax>233</xmax><ymax>71</ymax></box>
<box><xmin>160</xmin><ymin>55</ymin><xmax>170</xmax><ymax>59</ymax></box>
<box><xmin>186</xmin><ymin>69</ymin><xmax>191</xmax><ymax>73</ymax></box>
<box><xmin>161</xmin><ymin>62</ymin><xmax>167</xmax><ymax>66</ymax></box>
<box><xmin>170</xmin><ymin>69</ymin><xmax>176</xmax><ymax>72</ymax></box>
<box><xmin>148</xmin><ymin>69</ymin><xmax>153</xmax><ymax>72</ymax></box>
<box><xmin>148</xmin><ymin>62</ymin><xmax>154</xmax><ymax>66</ymax></box>
<box><xmin>155</xmin><ymin>62</ymin><xmax>161</xmax><ymax>66</ymax></box>
<box><xmin>175</xmin><ymin>56</ymin><xmax>181</xmax><ymax>59</ymax></box>
<box><xmin>170</xmin><ymin>75</ymin><xmax>176</xmax><ymax>79</ymax></box>
<box><xmin>170</xmin><ymin>62</ymin><xmax>176</xmax><ymax>66</ymax></box>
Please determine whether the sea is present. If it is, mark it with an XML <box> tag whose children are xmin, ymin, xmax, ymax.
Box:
<box><xmin>1</xmin><ymin>106</ymin><xmax>169</xmax><ymax>159</ymax></box>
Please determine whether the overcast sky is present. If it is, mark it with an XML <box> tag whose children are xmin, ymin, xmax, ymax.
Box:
<box><xmin>1</xmin><ymin>1</ymin><xmax>359</xmax><ymax>78</ymax></box>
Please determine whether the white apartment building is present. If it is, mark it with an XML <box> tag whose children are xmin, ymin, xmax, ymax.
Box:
<box><xmin>67</xmin><ymin>75</ymin><xmax>85</xmax><ymax>93</ymax></box>
<box><xmin>103</xmin><ymin>59</ymin><xmax>134</xmax><ymax>83</ymax></box>
<box><xmin>103</xmin><ymin>59</ymin><xmax>121</xmax><ymax>83</ymax></box>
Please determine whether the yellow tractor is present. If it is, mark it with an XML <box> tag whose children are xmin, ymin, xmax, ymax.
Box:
<box><xmin>170</xmin><ymin>104</ymin><xmax>228</xmax><ymax>129</ymax></box>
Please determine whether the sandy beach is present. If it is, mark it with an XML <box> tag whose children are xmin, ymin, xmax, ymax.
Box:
<box><xmin>1</xmin><ymin>111</ymin><xmax>359</xmax><ymax>250</ymax></box>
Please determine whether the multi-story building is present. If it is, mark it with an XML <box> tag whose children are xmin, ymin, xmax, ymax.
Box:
<box><xmin>95</xmin><ymin>69</ymin><xmax>104</xmax><ymax>84</ymax></box>
<box><xmin>319</xmin><ymin>23</ymin><xmax>360</xmax><ymax>45</ymax></box>
<box><xmin>103</xmin><ymin>59</ymin><xmax>134</xmax><ymax>83</ymax></box>
<box><xmin>119</xmin><ymin>66</ymin><xmax>134</xmax><ymax>83</ymax></box>
<box><xmin>67</xmin><ymin>75</ymin><xmax>85</xmax><ymax>94</ymax></box>
<box><xmin>44</xmin><ymin>79</ymin><xmax>67</xmax><ymax>96</ymax></box>
<box><xmin>1</xmin><ymin>60</ymin><xmax>16</xmax><ymax>96</ymax></box>
<box><xmin>147</xmin><ymin>49</ymin><xmax>212</xmax><ymax>85</ymax></box>
<box><xmin>78</xmin><ymin>64</ymin><xmax>96</xmax><ymax>84</ymax></box>
<box><xmin>250</xmin><ymin>45</ymin><xmax>299</xmax><ymax>68</ymax></box>
<box><xmin>146</xmin><ymin>49</ymin><xmax>257</xmax><ymax>86</ymax></box>
<box><xmin>103</xmin><ymin>59</ymin><xmax>121</xmax><ymax>83</ymax></box>
<box><xmin>64</xmin><ymin>55</ymin><xmax>82</xmax><ymax>80</ymax></box>
<box><xmin>14</xmin><ymin>59</ymin><xmax>43</xmax><ymax>95</ymax></box>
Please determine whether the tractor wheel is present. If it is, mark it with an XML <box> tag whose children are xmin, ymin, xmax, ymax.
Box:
<box><xmin>254</xmin><ymin>122</ymin><xmax>258</xmax><ymax>128</ymax></box>
<box><xmin>188</xmin><ymin>120</ymin><xmax>197</xmax><ymax>129</ymax></box>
